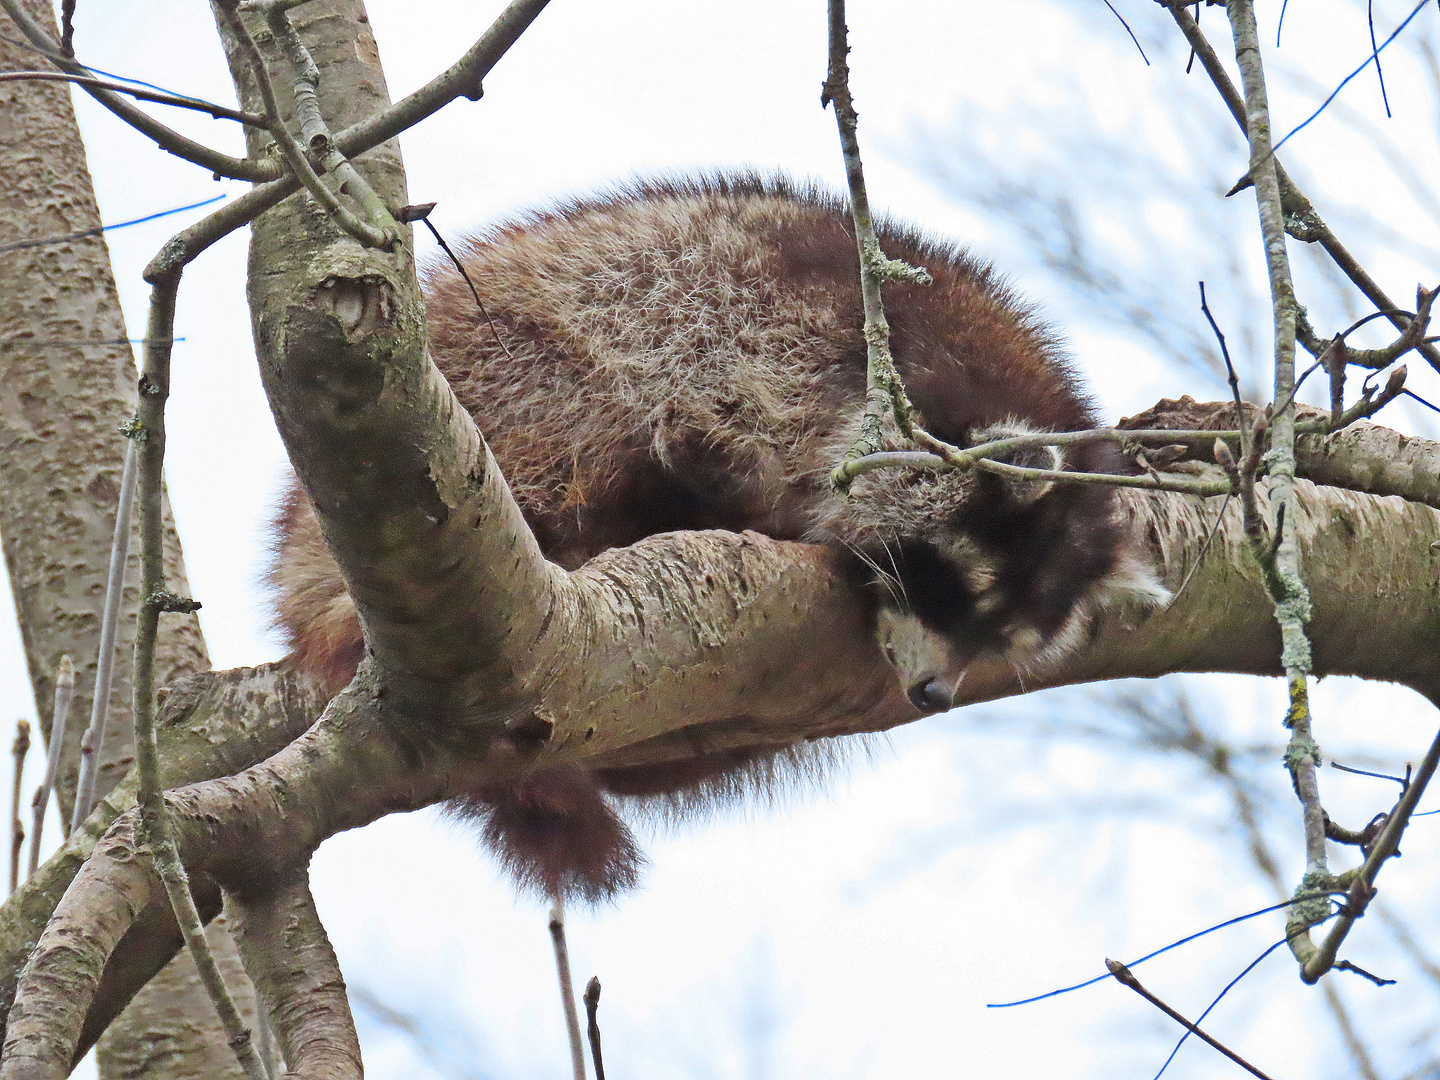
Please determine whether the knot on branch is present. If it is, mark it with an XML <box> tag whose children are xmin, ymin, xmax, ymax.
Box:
<box><xmin>1282</xmin><ymin>734</ymin><xmax>1322</xmax><ymax>774</ymax></box>
<box><xmin>861</xmin><ymin>239</ymin><xmax>932</xmax><ymax>286</ymax></box>
<box><xmin>1283</xmin><ymin>211</ymin><xmax>1323</xmax><ymax>243</ymax></box>
<box><xmin>145</xmin><ymin>588</ymin><xmax>202</xmax><ymax>614</ymax></box>
<box><xmin>1289</xmin><ymin>870</ymin><xmax>1336</xmax><ymax>928</ymax></box>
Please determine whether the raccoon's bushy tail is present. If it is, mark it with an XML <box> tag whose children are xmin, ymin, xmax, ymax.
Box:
<box><xmin>447</xmin><ymin>765</ymin><xmax>645</xmax><ymax>904</ymax></box>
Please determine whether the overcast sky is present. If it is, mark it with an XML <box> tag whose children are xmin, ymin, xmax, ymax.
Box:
<box><xmin>5</xmin><ymin>1</ymin><xmax>1440</xmax><ymax>1077</ymax></box>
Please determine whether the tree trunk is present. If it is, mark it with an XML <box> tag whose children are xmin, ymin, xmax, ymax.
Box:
<box><xmin>0</xmin><ymin>3</ymin><xmax>256</xmax><ymax>1075</ymax></box>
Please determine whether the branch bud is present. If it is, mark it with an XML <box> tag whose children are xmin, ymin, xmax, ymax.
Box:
<box><xmin>1384</xmin><ymin>365</ymin><xmax>1407</xmax><ymax>399</ymax></box>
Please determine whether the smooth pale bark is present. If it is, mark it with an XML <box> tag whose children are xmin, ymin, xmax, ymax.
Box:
<box><xmin>0</xmin><ymin>664</ymin><xmax>323</xmax><ymax>1064</ymax></box>
<box><xmin>0</xmin><ymin>0</ymin><xmax>206</xmax><ymax>825</ymax></box>
<box><xmin>3</xmin><ymin>473</ymin><xmax>1439</xmax><ymax>1078</ymax></box>
<box><xmin>3</xmin><ymin>0</ymin><xmax>1437</xmax><ymax>1072</ymax></box>
<box><xmin>0</xmin><ymin>4</ymin><xmax>264</xmax><ymax>1075</ymax></box>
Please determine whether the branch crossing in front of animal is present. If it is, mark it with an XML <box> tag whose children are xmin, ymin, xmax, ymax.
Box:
<box><xmin>831</xmin><ymin>357</ymin><xmax>1409</xmax><ymax>501</ymax></box>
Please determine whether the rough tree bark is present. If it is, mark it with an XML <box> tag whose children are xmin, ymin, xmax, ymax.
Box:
<box><xmin>0</xmin><ymin>2</ymin><xmax>260</xmax><ymax>1075</ymax></box>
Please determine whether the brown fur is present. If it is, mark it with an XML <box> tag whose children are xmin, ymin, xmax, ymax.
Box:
<box><xmin>269</xmin><ymin>174</ymin><xmax>1160</xmax><ymax>900</ymax></box>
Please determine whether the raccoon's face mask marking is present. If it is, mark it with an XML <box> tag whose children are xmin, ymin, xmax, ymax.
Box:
<box><xmin>876</xmin><ymin>607</ymin><xmax>967</xmax><ymax>715</ymax></box>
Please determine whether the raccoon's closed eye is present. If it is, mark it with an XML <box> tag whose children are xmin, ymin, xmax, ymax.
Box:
<box><xmin>883</xmin><ymin>643</ymin><xmax>897</xmax><ymax>666</ymax></box>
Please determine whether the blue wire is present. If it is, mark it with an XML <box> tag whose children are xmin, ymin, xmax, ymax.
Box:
<box><xmin>986</xmin><ymin>897</ymin><xmax>1306</xmax><ymax>1008</ymax></box>
<box><xmin>0</xmin><ymin>194</ymin><xmax>229</xmax><ymax>256</ymax></box>
<box><xmin>1152</xmin><ymin>937</ymin><xmax>1290</xmax><ymax>1080</ymax></box>
<box><xmin>80</xmin><ymin>64</ymin><xmax>210</xmax><ymax>105</ymax></box>
<box><xmin>1271</xmin><ymin>0</ymin><xmax>1431</xmax><ymax>156</ymax></box>
<box><xmin>95</xmin><ymin>194</ymin><xmax>227</xmax><ymax>234</ymax></box>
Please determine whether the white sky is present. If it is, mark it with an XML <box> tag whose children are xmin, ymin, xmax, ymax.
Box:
<box><xmin>3</xmin><ymin>1</ymin><xmax>1440</xmax><ymax>1077</ymax></box>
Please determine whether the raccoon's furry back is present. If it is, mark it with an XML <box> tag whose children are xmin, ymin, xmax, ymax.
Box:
<box><xmin>269</xmin><ymin>173</ymin><xmax>1133</xmax><ymax>900</ymax></box>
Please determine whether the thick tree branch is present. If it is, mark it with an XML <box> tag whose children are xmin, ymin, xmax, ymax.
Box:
<box><xmin>1121</xmin><ymin>398</ymin><xmax>1440</xmax><ymax>509</ymax></box>
<box><xmin>228</xmin><ymin>870</ymin><xmax>361</xmax><ymax>1080</ymax></box>
<box><xmin>4</xmin><ymin>470</ymin><xmax>1439</xmax><ymax>1077</ymax></box>
<box><xmin>0</xmin><ymin>663</ymin><xmax>325</xmax><ymax>1061</ymax></box>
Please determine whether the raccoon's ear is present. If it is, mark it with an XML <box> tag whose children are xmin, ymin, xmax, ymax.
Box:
<box><xmin>975</xmin><ymin>423</ymin><xmax>1063</xmax><ymax>506</ymax></box>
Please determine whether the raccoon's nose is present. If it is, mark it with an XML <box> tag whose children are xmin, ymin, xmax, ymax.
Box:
<box><xmin>907</xmin><ymin>678</ymin><xmax>954</xmax><ymax>713</ymax></box>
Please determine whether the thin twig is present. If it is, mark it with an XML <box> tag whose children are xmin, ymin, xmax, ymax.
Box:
<box><xmin>403</xmin><ymin>207</ymin><xmax>513</xmax><ymax>359</ymax></box>
<box><xmin>31</xmin><ymin>655</ymin><xmax>73</xmax><ymax>861</ymax></box>
<box><xmin>837</xmin><ymin>371</ymin><xmax>1405</xmax><ymax>493</ymax></box>
<box><xmin>987</xmin><ymin>892</ymin><xmax>1336</xmax><ymax>1008</ymax></box>
<box><xmin>1106</xmin><ymin>959</ymin><xmax>1277</xmax><ymax>1080</ymax></box>
<box><xmin>1271</xmin><ymin>0</ymin><xmax>1426</xmax><ymax>155</ymax></box>
<box><xmin>71</xmin><ymin>438</ymin><xmax>137</xmax><ymax>829</ymax></box>
<box><xmin>261</xmin><ymin>5</ymin><xmax>398</xmax><ymax>246</ymax></box>
<box><xmin>821</xmin><ymin>0</ymin><xmax>936</xmax><ymax>491</ymax></box>
<box><xmin>1225</xmin><ymin>0</ymin><xmax>1331</xmax><ymax>971</ymax></box>
<box><xmin>548</xmin><ymin>902</ymin><xmax>586</xmax><ymax>1080</ymax></box>
<box><xmin>1199</xmin><ymin>280</ymin><xmax>1249</xmax><ymax>458</ymax></box>
<box><xmin>1153</xmin><ymin>936</ymin><xmax>1292</xmax><ymax>1080</ymax></box>
<box><xmin>1334</xmin><ymin>960</ymin><xmax>1395</xmax><ymax>986</ymax></box>
<box><xmin>1163</xmin><ymin>1</ymin><xmax>1440</xmax><ymax>375</ymax></box>
<box><xmin>583</xmin><ymin>976</ymin><xmax>605</xmax><ymax>1080</ymax></box>
<box><xmin>0</xmin><ymin>0</ymin><xmax>271</xmax><ymax>180</ymax></box>
<box><xmin>8</xmin><ymin>720</ymin><xmax>29</xmax><ymax>894</ymax></box>
<box><xmin>1368</xmin><ymin>0</ymin><xmax>1393</xmax><ymax>117</ymax></box>
<box><xmin>58</xmin><ymin>0</ymin><xmax>74</xmax><ymax>56</ymax></box>
<box><xmin>0</xmin><ymin>71</ymin><xmax>264</xmax><ymax>123</ymax></box>
<box><xmin>128</xmin><ymin>254</ymin><xmax>263</xmax><ymax>1080</ymax></box>
<box><xmin>1103</xmin><ymin>0</ymin><xmax>1151</xmax><ymax>64</ymax></box>
<box><xmin>1166</xmin><ymin>491</ymin><xmax>1233</xmax><ymax>607</ymax></box>
<box><xmin>1331</xmin><ymin>760</ymin><xmax>1408</xmax><ymax>786</ymax></box>
<box><xmin>1301</xmin><ymin>723</ymin><xmax>1440</xmax><ymax>982</ymax></box>
<box><xmin>216</xmin><ymin>1</ymin><xmax>394</xmax><ymax>250</ymax></box>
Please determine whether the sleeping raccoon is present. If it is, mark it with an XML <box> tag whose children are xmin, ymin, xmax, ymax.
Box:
<box><xmin>270</xmin><ymin>174</ymin><xmax>1165</xmax><ymax>901</ymax></box>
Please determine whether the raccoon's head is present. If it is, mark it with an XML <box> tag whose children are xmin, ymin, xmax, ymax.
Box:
<box><xmin>819</xmin><ymin>424</ymin><xmax>1169</xmax><ymax>715</ymax></box>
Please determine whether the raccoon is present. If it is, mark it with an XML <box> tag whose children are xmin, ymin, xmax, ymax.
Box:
<box><xmin>270</xmin><ymin>174</ymin><xmax>1164</xmax><ymax>901</ymax></box>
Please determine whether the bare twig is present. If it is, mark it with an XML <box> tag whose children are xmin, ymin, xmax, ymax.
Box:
<box><xmin>0</xmin><ymin>71</ymin><xmax>264</xmax><ymax>123</ymax></box>
<box><xmin>1367</xmin><ymin>0</ymin><xmax>1393</xmax><ymax>118</ymax></box>
<box><xmin>58</xmin><ymin>0</ymin><xmax>74</xmax><ymax>56</ymax></box>
<box><xmin>0</xmin><ymin>193</ymin><xmax>225</xmax><ymax>257</ymax></box>
<box><xmin>1333</xmin><ymin>959</ymin><xmax>1395</xmax><ymax>987</ymax></box>
<box><xmin>1153</xmin><ymin>936</ymin><xmax>1292</xmax><ymax>1080</ymax></box>
<box><xmin>1224</xmin><ymin>0</ymin><xmax>1333</xmax><ymax>973</ymax></box>
<box><xmin>8</xmin><ymin>721</ymin><xmax>28</xmax><ymax>895</ymax></box>
<box><xmin>987</xmin><ymin>892</ymin><xmax>1334</xmax><ymax>1008</ymax></box>
<box><xmin>401</xmin><ymin>206</ymin><xmax>514</xmax><ymax>360</ymax></box>
<box><xmin>262</xmin><ymin>7</ymin><xmax>399</xmax><ymax>244</ymax></box>
<box><xmin>71</xmin><ymin>438</ymin><xmax>137</xmax><ymax>830</ymax></box>
<box><xmin>126</xmin><ymin>247</ymin><xmax>262</xmax><ymax>1080</ymax></box>
<box><xmin>1270</xmin><ymin>0</ymin><xmax>1427</xmax><ymax>155</ymax></box>
<box><xmin>0</xmin><ymin>0</ymin><xmax>271</xmax><ymax>180</ymax></box>
<box><xmin>216</xmin><ymin>1</ymin><xmax>394</xmax><ymax>250</ymax></box>
<box><xmin>821</xmin><ymin>0</ymin><xmax>937</xmax><ymax>491</ymax></box>
<box><xmin>837</xmin><ymin>363</ymin><xmax>1408</xmax><ymax>497</ymax></box>
<box><xmin>1106</xmin><ymin>959</ymin><xmax>1277</xmax><ymax>1080</ymax></box>
<box><xmin>32</xmin><ymin>0</ymin><xmax>552</xmax><ymax>280</ymax></box>
<box><xmin>583</xmin><ymin>976</ymin><xmax>605</xmax><ymax>1080</ymax></box>
<box><xmin>1102</xmin><ymin>0</ymin><xmax>1151</xmax><ymax>64</ymax></box>
<box><xmin>1163</xmin><ymin>1</ymin><xmax>1440</xmax><ymax>376</ymax></box>
<box><xmin>1199</xmin><ymin>280</ymin><xmax>1249</xmax><ymax>458</ymax></box>
<box><xmin>1341</xmin><ymin>286</ymin><xmax>1437</xmax><ymax>370</ymax></box>
<box><xmin>30</xmin><ymin>654</ymin><xmax>72</xmax><ymax>864</ymax></box>
<box><xmin>548</xmin><ymin>902</ymin><xmax>586</xmax><ymax>1080</ymax></box>
<box><xmin>1300</xmin><ymin>723</ymin><xmax>1440</xmax><ymax>982</ymax></box>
